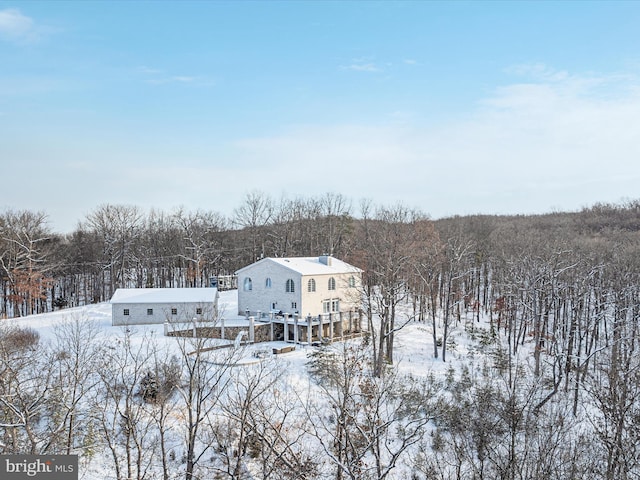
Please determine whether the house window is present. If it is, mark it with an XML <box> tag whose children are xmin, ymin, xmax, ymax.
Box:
<box><xmin>171</xmin><ymin>308</ymin><xmax>177</xmax><ymax>315</ymax></box>
<box><xmin>323</xmin><ymin>299</ymin><xmax>339</xmax><ymax>313</ymax></box>
<box><xmin>307</xmin><ymin>278</ymin><xmax>316</xmax><ymax>292</ymax></box>
<box><xmin>123</xmin><ymin>309</ymin><xmax>130</xmax><ymax>316</ymax></box>
<box><xmin>286</xmin><ymin>279</ymin><xmax>295</xmax><ymax>293</ymax></box>
<box><xmin>349</xmin><ymin>276</ymin><xmax>356</xmax><ymax>288</ymax></box>
<box><xmin>331</xmin><ymin>299</ymin><xmax>340</xmax><ymax>312</ymax></box>
<box><xmin>291</xmin><ymin>302</ymin><xmax>297</xmax><ymax>309</ymax></box>
<box><xmin>265</xmin><ymin>277</ymin><xmax>272</xmax><ymax>288</ymax></box>
<box><xmin>328</xmin><ymin>277</ymin><xmax>336</xmax><ymax>291</ymax></box>
<box><xmin>243</xmin><ymin>277</ymin><xmax>253</xmax><ymax>291</ymax></box>
<box><xmin>147</xmin><ymin>308</ymin><xmax>153</xmax><ymax>315</ymax></box>
<box><xmin>196</xmin><ymin>308</ymin><xmax>203</xmax><ymax>315</ymax></box>
<box><xmin>271</xmin><ymin>302</ymin><xmax>277</xmax><ymax>310</ymax></box>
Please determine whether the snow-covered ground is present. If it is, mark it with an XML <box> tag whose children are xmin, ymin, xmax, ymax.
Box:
<box><xmin>8</xmin><ymin>289</ymin><xmax>481</xmax><ymax>376</ymax></box>
<box><xmin>3</xmin><ymin>290</ymin><xmax>493</xmax><ymax>479</ymax></box>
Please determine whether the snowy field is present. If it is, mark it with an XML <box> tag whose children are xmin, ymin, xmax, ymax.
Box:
<box><xmin>8</xmin><ymin>289</ymin><xmax>476</xmax><ymax>378</ymax></box>
<box><xmin>3</xmin><ymin>290</ymin><xmax>494</xmax><ymax>480</ymax></box>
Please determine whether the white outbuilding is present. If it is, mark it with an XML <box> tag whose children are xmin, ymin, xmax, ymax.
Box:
<box><xmin>110</xmin><ymin>287</ymin><xmax>219</xmax><ymax>326</ymax></box>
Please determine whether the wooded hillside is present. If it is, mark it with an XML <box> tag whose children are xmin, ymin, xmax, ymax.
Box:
<box><xmin>2</xmin><ymin>195</ymin><xmax>640</xmax><ymax>478</ymax></box>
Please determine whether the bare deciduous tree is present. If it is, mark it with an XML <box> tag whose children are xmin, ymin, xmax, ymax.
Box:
<box><xmin>84</xmin><ymin>204</ymin><xmax>144</xmax><ymax>297</ymax></box>
<box><xmin>0</xmin><ymin>209</ymin><xmax>54</xmax><ymax>316</ymax></box>
<box><xmin>307</xmin><ymin>341</ymin><xmax>434</xmax><ymax>480</ymax></box>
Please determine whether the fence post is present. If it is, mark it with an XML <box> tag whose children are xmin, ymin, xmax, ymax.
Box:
<box><xmin>284</xmin><ymin>314</ymin><xmax>289</xmax><ymax>343</ymax></box>
<box><xmin>249</xmin><ymin>316</ymin><xmax>255</xmax><ymax>343</ymax></box>
<box><xmin>328</xmin><ymin>313</ymin><xmax>333</xmax><ymax>343</ymax></box>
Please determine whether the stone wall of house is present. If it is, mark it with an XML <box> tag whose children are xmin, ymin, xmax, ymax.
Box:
<box><xmin>167</xmin><ymin>323</ymin><xmax>272</xmax><ymax>343</ymax></box>
<box><xmin>166</xmin><ymin>310</ymin><xmax>364</xmax><ymax>344</ymax></box>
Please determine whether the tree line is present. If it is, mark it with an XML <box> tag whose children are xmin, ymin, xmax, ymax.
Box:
<box><xmin>2</xmin><ymin>194</ymin><xmax>640</xmax><ymax>478</ymax></box>
<box><xmin>0</xmin><ymin>192</ymin><xmax>357</xmax><ymax>318</ymax></box>
<box><xmin>2</xmin><ymin>194</ymin><xmax>640</xmax><ymax>375</ymax></box>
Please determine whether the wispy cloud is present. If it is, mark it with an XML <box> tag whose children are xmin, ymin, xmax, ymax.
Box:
<box><xmin>155</xmin><ymin>76</ymin><xmax>215</xmax><ymax>87</ymax></box>
<box><xmin>229</xmin><ymin>67</ymin><xmax>640</xmax><ymax>217</ymax></box>
<box><xmin>148</xmin><ymin>75</ymin><xmax>197</xmax><ymax>85</ymax></box>
<box><xmin>136</xmin><ymin>65</ymin><xmax>164</xmax><ymax>75</ymax></box>
<box><xmin>505</xmin><ymin>62</ymin><xmax>570</xmax><ymax>82</ymax></box>
<box><xmin>345</xmin><ymin>63</ymin><xmax>380</xmax><ymax>72</ymax></box>
<box><xmin>9</xmin><ymin>63</ymin><xmax>638</xmax><ymax>230</ymax></box>
<box><xmin>136</xmin><ymin>65</ymin><xmax>214</xmax><ymax>87</ymax></box>
<box><xmin>0</xmin><ymin>8</ymin><xmax>49</xmax><ymax>44</ymax></box>
<box><xmin>341</xmin><ymin>57</ymin><xmax>382</xmax><ymax>73</ymax></box>
<box><xmin>494</xmin><ymin>62</ymin><xmax>635</xmax><ymax>109</ymax></box>
<box><xmin>342</xmin><ymin>57</ymin><xmax>416</xmax><ymax>72</ymax></box>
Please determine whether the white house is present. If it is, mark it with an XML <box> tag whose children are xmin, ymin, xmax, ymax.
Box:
<box><xmin>110</xmin><ymin>288</ymin><xmax>219</xmax><ymax>326</ymax></box>
<box><xmin>236</xmin><ymin>255</ymin><xmax>362</xmax><ymax>318</ymax></box>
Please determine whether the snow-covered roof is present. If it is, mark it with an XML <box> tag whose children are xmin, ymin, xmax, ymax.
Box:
<box><xmin>110</xmin><ymin>288</ymin><xmax>217</xmax><ymax>304</ymax></box>
<box><xmin>237</xmin><ymin>256</ymin><xmax>362</xmax><ymax>276</ymax></box>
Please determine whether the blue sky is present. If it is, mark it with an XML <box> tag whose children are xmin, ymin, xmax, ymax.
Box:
<box><xmin>1</xmin><ymin>1</ymin><xmax>639</xmax><ymax>233</ymax></box>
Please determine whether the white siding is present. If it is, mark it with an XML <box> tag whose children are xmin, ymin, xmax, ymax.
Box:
<box><xmin>111</xmin><ymin>288</ymin><xmax>218</xmax><ymax>326</ymax></box>
<box><xmin>237</xmin><ymin>257</ymin><xmax>362</xmax><ymax>317</ymax></box>
<box><xmin>300</xmin><ymin>272</ymin><xmax>362</xmax><ymax>316</ymax></box>
<box><xmin>112</xmin><ymin>301</ymin><xmax>218</xmax><ymax>326</ymax></box>
<box><xmin>237</xmin><ymin>259</ymin><xmax>302</xmax><ymax>316</ymax></box>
